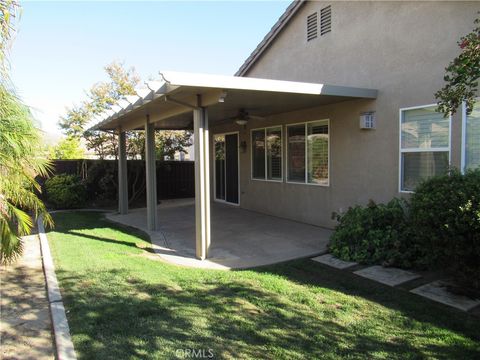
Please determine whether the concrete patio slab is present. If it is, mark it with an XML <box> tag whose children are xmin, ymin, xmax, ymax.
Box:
<box><xmin>354</xmin><ymin>265</ymin><xmax>421</xmax><ymax>286</ymax></box>
<box><xmin>311</xmin><ymin>254</ymin><xmax>358</xmax><ymax>269</ymax></box>
<box><xmin>107</xmin><ymin>199</ymin><xmax>331</xmax><ymax>269</ymax></box>
<box><xmin>411</xmin><ymin>281</ymin><xmax>480</xmax><ymax>311</ymax></box>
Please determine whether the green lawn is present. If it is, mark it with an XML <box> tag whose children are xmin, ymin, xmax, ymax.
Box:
<box><xmin>47</xmin><ymin>212</ymin><xmax>480</xmax><ymax>359</ymax></box>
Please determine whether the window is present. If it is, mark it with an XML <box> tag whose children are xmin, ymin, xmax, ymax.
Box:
<box><xmin>251</xmin><ymin>127</ymin><xmax>282</xmax><ymax>181</ymax></box>
<box><xmin>462</xmin><ymin>100</ymin><xmax>480</xmax><ymax>171</ymax></box>
<box><xmin>400</xmin><ymin>105</ymin><xmax>450</xmax><ymax>192</ymax></box>
<box><xmin>287</xmin><ymin>120</ymin><xmax>329</xmax><ymax>185</ymax></box>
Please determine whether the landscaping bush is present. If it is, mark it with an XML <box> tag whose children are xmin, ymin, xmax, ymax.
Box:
<box><xmin>84</xmin><ymin>160</ymin><xmax>117</xmax><ymax>202</ymax></box>
<box><xmin>330</xmin><ymin>169</ymin><xmax>480</xmax><ymax>292</ymax></box>
<box><xmin>329</xmin><ymin>198</ymin><xmax>415</xmax><ymax>268</ymax></box>
<box><xmin>410</xmin><ymin>169</ymin><xmax>480</xmax><ymax>289</ymax></box>
<box><xmin>45</xmin><ymin>174</ymin><xmax>86</xmax><ymax>209</ymax></box>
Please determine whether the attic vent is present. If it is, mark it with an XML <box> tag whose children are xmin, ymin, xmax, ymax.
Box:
<box><xmin>320</xmin><ymin>5</ymin><xmax>331</xmax><ymax>35</ymax></box>
<box><xmin>306</xmin><ymin>12</ymin><xmax>318</xmax><ymax>41</ymax></box>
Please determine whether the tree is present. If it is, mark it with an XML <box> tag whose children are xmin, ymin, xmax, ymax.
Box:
<box><xmin>0</xmin><ymin>0</ymin><xmax>53</xmax><ymax>263</ymax></box>
<box><xmin>156</xmin><ymin>131</ymin><xmax>192</xmax><ymax>160</ymax></box>
<box><xmin>59</xmin><ymin>61</ymin><xmax>140</xmax><ymax>159</ymax></box>
<box><xmin>0</xmin><ymin>0</ymin><xmax>19</xmax><ymax>76</ymax></box>
<box><xmin>60</xmin><ymin>61</ymin><xmax>193</xmax><ymax>160</ymax></box>
<box><xmin>436</xmin><ymin>15</ymin><xmax>480</xmax><ymax>116</ymax></box>
<box><xmin>49</xmin><ymin>136</ymin><xmax>84</xmax><ymax>159</ymax></box>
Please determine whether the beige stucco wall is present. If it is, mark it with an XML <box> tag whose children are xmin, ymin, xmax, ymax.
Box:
<box><xmin>211</xmin><ymin>1</ymin><xmax>478</xmax><ymax>228</ymax></box>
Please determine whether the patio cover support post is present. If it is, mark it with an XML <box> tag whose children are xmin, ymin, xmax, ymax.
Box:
<box><xmin>194</xmin><ymin>105</ymin><xmax>211</xmax><ymax>260</ymax></box>
<box><xmin>117</xmin><ymin>128</ymin><xmax>128</xmax><ymax>215</ymax></box>
<box><xmin>145</xmin><ymin>115</ymin><xmax>158</xmax><ymax>231</ymax></box>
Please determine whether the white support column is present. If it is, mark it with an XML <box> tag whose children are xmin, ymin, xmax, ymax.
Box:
<box><xmin>117</xmin><ymin>129</ymin><xmax>128</xmax><ymax>215</ymax></box>
<box><xmin>145</xmin><ymin>115</ymin><xmax>158</xmax><ymax>231</ymax></box>
<box><xmin>194</xmin><ymin>106</ymin><xmax>211</xmax><ymax>260</ymax></box>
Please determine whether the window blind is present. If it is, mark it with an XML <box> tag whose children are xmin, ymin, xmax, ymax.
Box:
<box><xmin>400</xmin><ymin>106</ymin><xmax>450</xmax><ymax>191</ymax></box>
<box><xmin>401</xmin><ymin>108</ymin><xmax>449</xmax><ymax>149</ymax></box>
<box><xmin>307</xmin><ymin>120</ymin><xmax>329</xmax><ymax>184</ymax></box>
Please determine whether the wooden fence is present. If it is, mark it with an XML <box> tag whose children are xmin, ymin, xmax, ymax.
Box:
<box><xmin>45</xmin><ymin>160</ymin><xmax>195</xmax><ymax>204</ymax></box>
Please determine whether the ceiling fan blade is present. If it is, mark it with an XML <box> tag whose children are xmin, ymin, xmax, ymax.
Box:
<box><xmin>248</xmin><ymin>114</ymin><xmax>265</xmax><ymax>121</ymax></box>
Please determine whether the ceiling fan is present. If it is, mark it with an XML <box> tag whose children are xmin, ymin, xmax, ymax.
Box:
<box><xmin>230</xmin><ymin>109</ymin><xmax>265</xmax><ymax>126</ymax></box>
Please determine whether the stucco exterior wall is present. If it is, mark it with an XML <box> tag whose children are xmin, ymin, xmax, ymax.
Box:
<box><xmin>210</xmin><ymin>1</ymin><xmax>478</xmax><ymax>228</ymax></box>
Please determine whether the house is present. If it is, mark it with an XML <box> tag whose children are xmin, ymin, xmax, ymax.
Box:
<box><xmin>87</xmin><ymin>1</ymin><xmax>480</xmax><ymax>261</ymax></box>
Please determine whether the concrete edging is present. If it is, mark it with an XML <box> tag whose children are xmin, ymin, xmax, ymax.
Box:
<box><xmin>38</xmin><ymin>215</ymin><xmax>77</xmax><ymax>360</ymax></box>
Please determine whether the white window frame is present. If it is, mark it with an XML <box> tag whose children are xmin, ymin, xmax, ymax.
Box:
<box><xmin>398</xmin><ymin>104</ymin><xmax>452</xmax><ymax>193</ymax></box>
<box><xmin>461</xmin><ymin>98</ymin><xmax>480</xmax><ymax>173</ymax></box>
<box><xmin>286</xmin><ymin>119</ymin><xmax>330</xmax><ymax>187</ymax></box>
<box><xmin>250</xmin><ymin>126</ymin><xmax>283</xmax><ymax>182</ymax></box>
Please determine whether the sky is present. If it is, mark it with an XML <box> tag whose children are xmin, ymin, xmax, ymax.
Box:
<box><xmin>10</xmin><ymin>0</ymin><xmax>290</xmax><ymax>138</ymax></box>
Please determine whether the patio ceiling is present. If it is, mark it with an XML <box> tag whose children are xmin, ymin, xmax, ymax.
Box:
<box><xmin>86</xmin><ymin>71</ymin><xmax>378</xmax><ymax>132</ymax></box>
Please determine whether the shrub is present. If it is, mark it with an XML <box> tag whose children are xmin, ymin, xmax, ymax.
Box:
<box><xmin>329</xmin><ymin>198</ymin><xmax>415</xmax><ymax>268</ymax></box>
<box><xmin>410</xmin><ymin>169</ymin><xmax>480</xmax><ymax>289</ymax></box>
<box><xmin>84</xmin><ymin>160</ymin><xmax>117</xmax><ymax>202</ymax></box>
<box><xmin>45</xmin><ymin>174</ymin><xmax>86</xmax><ymax>209</ymax></box>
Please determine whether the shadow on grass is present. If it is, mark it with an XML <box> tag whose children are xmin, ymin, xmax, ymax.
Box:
<box><xmin>50</xmin><ymin>211</ymin><xmax>480</xmax><ymax>359</ymax></box>
<box><xmin>253</xmin><ymin>260</ymin><xmax>480</xmax><ymax>338</ymax></box>
<box><xmin>57</xmin><ymin>267</ymin><xmax>458</xmax><ymax>360</ymax></box>
<box><xmin>66</xmin><ymin>230</ymin><xmax>157</xmax><ymax>253</ymax></box>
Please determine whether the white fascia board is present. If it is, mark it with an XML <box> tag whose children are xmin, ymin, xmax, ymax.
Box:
<box><xmin>146</xmin><ymin>80</ymin><xmax>166</xmax><ymax>93</ymax></box>
<box><xmin>135</xmin><ymin>87</ymin><xmax>153</xmax><ymax>100</ymax></box>
<box><xmin>117</xmin><ymin>99</ymin><xmax>131</xmax><ymax>110</ymax></box>
<box><xmin>159</xmin><ymin>70</ymin><xmax>378</xmax><ymax>98</ymax></box>
<box><xmin>125</xmin><ymin>95</ymin><xmax>140</xmax><ymax>105</ymax></box>
<box><xmin>111</xmin><ymin>105</ymin><xmax>122</xmax><ymax>113</ymax></box>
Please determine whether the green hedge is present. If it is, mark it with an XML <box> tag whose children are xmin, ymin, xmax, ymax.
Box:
<box><xmin>329</xmin><ymin>199</ymin><xmax>415</xmax><ymax>268</ymax></box>
<box><xmin>410</xmin><ymin>169</ymin><xmax>480</xmax><ymax>289</ymax></box>
<box><xmin>45</xmin><ymin>174</ymin><xmax>86</xmax><ymax>209</ymax></box>
<box><xmin>329</xmin><ymin>169</ymin><xmax>480</xmax><ymax>290</ymax></box>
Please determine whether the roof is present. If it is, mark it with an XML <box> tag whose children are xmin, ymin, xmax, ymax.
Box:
<box><xmin>235</xmin><ymin>0</ymin><xmax>306</xmax><ymax>77</ymax></box>
<box><xmin>86</xmin><ymin>70</ymin><xmax>378</xmax><ymax>132</ymax></box>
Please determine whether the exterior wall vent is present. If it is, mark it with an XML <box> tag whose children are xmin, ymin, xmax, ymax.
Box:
<box><xmin>360</xmin><ymin>112</ymin><xmax>376</xmax><ymax>129</ymax></box>
<box><xmin>306</xmin><ymin>12</ymin><xmax>318</xmax><ymax>41</ymax></box>
<box><xmin>320</xmin><ymin>5</ymin><xmax>331</xmax><ymax>36</ymax></box>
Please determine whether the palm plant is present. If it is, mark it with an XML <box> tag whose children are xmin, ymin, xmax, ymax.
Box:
<box><xmin>0</xmin><ymin>84</ymin><xmax>53</xmax><ymax>263</ymax></box>
<box><xmin>0</xmin><ymin>0</ymin><xmax>53</xmax><ymax>263</ymax></box>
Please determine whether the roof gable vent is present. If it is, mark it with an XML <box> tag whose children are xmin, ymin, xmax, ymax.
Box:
<box><xmin>320</xmin><ymin>5</ymin><xmax>332</xmax><ymax>35</ymax></box>
<box><xmin>306</xmin><ymin>12</ymin><xmax>318</xmax><ymax>41</ymax></box>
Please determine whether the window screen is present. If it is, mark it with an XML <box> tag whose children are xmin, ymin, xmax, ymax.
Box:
<box><xmin>252</xmin><ymin>127</ymin><xmax>283</xmax><ymax>181</ymax></box>
<box><xmin>287</xmin><ymin>124</ymin><xmax>306</xmax><ymax>182</ymax></box>
<box><xmin>266</xmin><ymin>127</ymin><xmax>282</xmax><ymax>180</ymax></box>
<box><xmin>307</xmin><ymin>120</ymin><xmax>329</xmax><ymax>184</ymax></box>
<box><xmin>252</xmin><ymin>129</ymin><xmax>265</xmax><ymax>179</ymax></box>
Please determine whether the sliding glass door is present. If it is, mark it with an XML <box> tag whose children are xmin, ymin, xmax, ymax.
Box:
<box><xmin>214</xmin><ymin>133</ymin><xmax>239</xmax><ymax>205</ymax></box>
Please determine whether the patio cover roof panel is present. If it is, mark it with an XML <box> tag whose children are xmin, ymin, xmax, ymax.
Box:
<box><xmin>87</xmin><ymin>71</ymin><xmax>378</xmax><ymax>131</ymax></box>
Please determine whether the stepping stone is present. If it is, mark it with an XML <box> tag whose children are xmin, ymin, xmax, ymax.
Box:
<box><xmin>354</xmin><ymin>265</ymin><xmax>420</xmax><ymax>286</ymax></box>
<box><xmin>311</xmin><ymin>254</ymin><xmax>358</xmax><ymax>269</ymax></box>
<box><xmin>411</xmin><ymin>281</ymin><xmax>480</xmax><ymax>311</ymax></box>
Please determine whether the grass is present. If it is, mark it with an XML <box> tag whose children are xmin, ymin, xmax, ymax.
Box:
<box><xmin>47</xmin><ymin>211</ymin><xmax>480</xmax><ymax>359</ymax></box>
